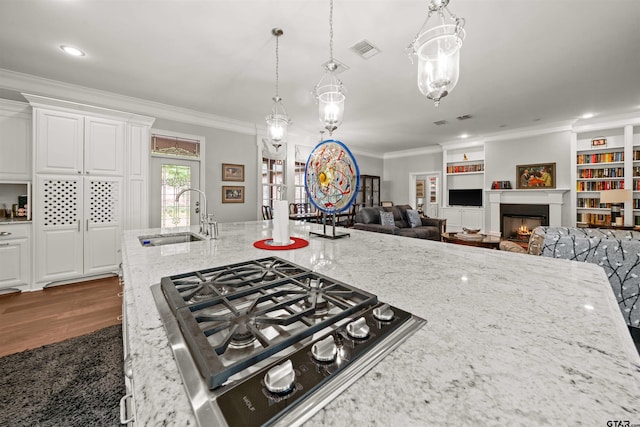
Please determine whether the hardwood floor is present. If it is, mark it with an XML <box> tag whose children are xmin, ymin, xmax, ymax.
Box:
<box><xmin>0</xmin><ymin>276</ymin><xmax>122</xmax><ymax>358</ymax></box>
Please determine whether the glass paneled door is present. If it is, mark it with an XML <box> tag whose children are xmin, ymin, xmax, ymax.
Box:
<box><xmin>426</xmin><ymin>175</ymin><xmax>439</xmax><ymax>218</ymax></box>
<box><xmin>149</xmin><ymin>157</ymin><xmax>201</xmax><ymax>228</ymax></box>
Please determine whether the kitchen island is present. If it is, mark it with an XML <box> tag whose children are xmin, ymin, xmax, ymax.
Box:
<box><xmin>121</xmin><ymin>220</ymin><xmax>640</xmax><ymax>426</ymax></box>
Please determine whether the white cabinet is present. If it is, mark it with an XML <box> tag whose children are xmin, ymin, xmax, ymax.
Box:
<box><xmin>84</xmin><ymin>116</ymin><xmax>125</xmax><ymax>175</ymax></box>
<box><xmin>35</xmin><ymin>109</ymin><xmax>84</xmax><ymax>174</ymax></box>
<box><xmin>25</xmin><ymin>94</ymin><xmax>154</xmax><ymax>288</ymax></box>
<box><xmin>35</xmin><ymin>175</ymin><xmax>122</xmax><ymax>284</ymax></box>
<box><xmin>124</xmin><ymin>123</ymin><xmax>151</xmax><ymax>230</ymax></box>
<box><xmin>0</xmin><ymin>223</ymin><xmax>30</xmax><ymax>291</ymax></box>
<box><xmin>440</xmin><ymin>207</ymin><xmax>484</xmax><ymax>232</ymax></box>
<box><xmin>0</xmin><ymin>100</ymin><xmax>31</xmax><ymax>181</ymax></box>
<box><xmin>35</xmin><ymin>109</ymin><xmax>124</xmax><ymax>176</ymax></box>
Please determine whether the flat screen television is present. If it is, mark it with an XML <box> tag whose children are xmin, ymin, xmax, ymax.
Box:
<box><xmin>449</xmin><ymin>189</ymin><xmax>483</xmax><ymax>207</ymax></box>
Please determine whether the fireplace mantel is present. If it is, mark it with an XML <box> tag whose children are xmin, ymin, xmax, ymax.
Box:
<box><xmin>485</xmin><ymin>188</ymin><xmax>570</xmax><ymax>235</ymax></box>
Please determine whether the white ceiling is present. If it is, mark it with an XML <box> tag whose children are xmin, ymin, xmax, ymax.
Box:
<box><xmin>1</xmin><ymin>0</ymin><xmax>639</xmax><ymax>154</ymax></box>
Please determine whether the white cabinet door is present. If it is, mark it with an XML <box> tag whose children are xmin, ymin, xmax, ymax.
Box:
<box><xmin>440</xmin><ymin>207</ymin><xmax>484</xmax><ymax>232</ymax></box>
<box><xmin>84</xmin><ymin>177</ymin><xmax>122</xmax><ymax>274</ymax></box>
<box><xmin>84</xmin><ymin>117</ymin><xmax>124</xmax><ymax>176</ymax></box>
<box><xmin>35</xmin><ymin>175</ymin><xmax>84</xmax><ymax>283</ymax></box>
<box><xmin>35</xmin><ymin>109</ymin><xmax>84</xmax><ymax>175</ymax></box>
<box><xmin>462</xmin><ymin>209</ymin><xmax>484</xmax><ymax>229</ymax></box>
<box><xmin>0</xmin><ymin>238</ymin><xmax>28</xmax><ymax>289</ymax></box>
<box><xmin>0</xmin><ymin>102</ymin><xmax>31</xmax><ymax>181</ymax></box>
<box><xmin>124</xmin><ymin>123</ymin><xmax>149</xmax><ymax>230</ymax></box>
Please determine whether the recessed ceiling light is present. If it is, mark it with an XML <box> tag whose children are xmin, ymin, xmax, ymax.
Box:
<box><xmin>60</xmin><ymin>45</ymin><xmax>85</xmax><ymax>57</ymax></box>
<box><xmin>581</xmin><ymin>112</ymin><xmax>595</xmax><ymax>119</ymax></box>
<box><xmin>460</xmin><ymin>133</ymin><xmax>469</xmax><ymax>139</ymax></box>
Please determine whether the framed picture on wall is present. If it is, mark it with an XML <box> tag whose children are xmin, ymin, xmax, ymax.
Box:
<box><xmin>516</xmin><ymin>163</ymin><xmax>556</xmax><ymax>189</ymax></box>
<box><xmin>222</xmin><ymin>163</ymin><xmax>244</xmax><ymax>182</ymax></box>
<box><xmin>222</xmin><ymin>186</ymin><xmax>244</xmax><ymax>203</ymax></box>
<box><xmin>416</xmin><ymin>180</ymin><xmax>426</xmax><ymax>198</ymax></box>
<box><xmin>591</xmin><ymin>137</ymin><xmax>607</xmax><ymax>147</ymax></box>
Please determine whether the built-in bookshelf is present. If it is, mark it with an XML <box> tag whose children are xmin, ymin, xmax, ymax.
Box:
<box><xmin>441</xmin><ymin>143</ymin><xmax>485</xmax><ymax>232</ymax></box>
<box><xmin>445</xmin><ymin>162</ymin><xmax>484</xmax><ymax>174</ymax></box>
<box><xmin>572</xmin><ymin>121</ymin><xmax>640</xmax><ymax>227</ymax></box>
<box><xmin>634</xmin><ymin>146</ymin><xmax>640</xmax><ymax>224</ymax></box>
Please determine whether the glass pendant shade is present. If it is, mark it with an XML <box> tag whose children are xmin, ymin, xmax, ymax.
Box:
<box><xmin>266</xmin><ymin>96</ymin><xmax>289</xmax><ymax>144</ymax></box>
<box><xmin>415</xmin><ymin>24</ymin><xmax>464</xmax><ymax>106</ymax></box>
<box><xmin>406</xmin><ymin>0</ymin><xmax>466</xmax><ymax>107</ymax></box>
<box><xmin>315</xmin><ymin>64</ymin><xmax>345</xmax><ymax>134</ymax></box>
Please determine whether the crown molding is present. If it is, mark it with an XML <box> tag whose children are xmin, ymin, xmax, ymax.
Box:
<box><xmin>438</xmin><ymin>138</ymin><xmax>486</xmax><ymax>151</ymax></box>
<box><xmin>0</xmin><ymin>98</ymin><xmax>30</xmax><ymax>114</ymax></box>
<box><xmin>383</xmin><ymin>144</ymin><xmax>442</xmax><ymax>160</ymax></box>
<box><xmin>350</xmin><ymin>147</ymin><xmax>384</xmax><ymax>160</ymax></box>
<box><xmin>22</xmin><ymin>93</ymin><xmax>155</xmax><ymax>126</ymax></box>
<box><xmin>481</xmin><ymin>120</ymin><xmax>574</xmax><ymax>142</ymax></box>
<box><xmin>572</xmin><ymin>112</ymin><xmax>640</xmax><ymax>133</ymax></box>
<box><xmin>0</xmin><ymin>68</ymin><xmax>256</xmax><ymax>135</ymax></box>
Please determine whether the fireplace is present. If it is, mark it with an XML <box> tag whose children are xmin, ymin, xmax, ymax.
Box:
<box><xmin>500</xmin><ymin>203</ymin><xmax>549</xmax><ymax>241</ymax></box>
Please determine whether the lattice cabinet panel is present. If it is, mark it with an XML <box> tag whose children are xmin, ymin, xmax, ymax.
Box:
<box><xmin>88</xmin><ymin>179</ymin><xmax>120</xmax><ymax>224</ymax></box>
<box><xmin>40</xmin><ymin>178</ymin><xmax>81</xmax><ymax>228</ymax></box>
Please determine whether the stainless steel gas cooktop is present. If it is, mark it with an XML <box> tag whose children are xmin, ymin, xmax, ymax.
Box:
<box><xmin>152</xmin><ymin>256</ymin><xmax>426</xmax><ymax>427</ymax></box>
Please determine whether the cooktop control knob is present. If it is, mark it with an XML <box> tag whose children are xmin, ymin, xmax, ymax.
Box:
<box><xmin>264</xmin><ymin>359</ymin><xmax>295</xmax><ymax>394</ymax></box>
<box><xmin>312</xmin><ymin>335</ymin><xmax>337</xmax><ymax>362</ymax></box>
<box><xmin>373</xmin><ymin>304</ymin><xmax>394</xmax><ymax>321</ymax></box>
<box><xmin>346</xmin><ymin>317</ymin><xmax>370</xmax><ymax>339</ymax></box>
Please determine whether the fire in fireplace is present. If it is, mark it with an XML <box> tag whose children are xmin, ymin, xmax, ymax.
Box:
<box><xmin>500</xmin><ymin>203</ymin><xmax>549</xmax><ymax>241</ymax></box>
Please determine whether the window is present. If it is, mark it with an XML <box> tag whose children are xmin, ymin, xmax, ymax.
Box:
<box><xmin>161</xmin><ymin>164</ymin><xmax>191</xmax><ymax>227</ymax></box>
<box><xmin>262</xmin><ymin>158</ymin><xmax>284</xmax><ymax>208</ymax></box>
<box><xmin>151</xmin><ymin>135</ymin><xmax>200</xmax><ymax>158</ymax></box>
<box><xmin>294</xmin><ymin>161</ymin><xmax>308</xmax><ymax>204</ymax></box>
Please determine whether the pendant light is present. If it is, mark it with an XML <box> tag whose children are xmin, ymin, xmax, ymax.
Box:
<box><xmin>265</xmin><ymin>28</ymin><xmax>291</xmax><ymax>145</ymax></box>
<box><xmin>313</xmin><ymin>0</ymin><xmax>345</xmax><ymax>136</ymax></box>
<box><xmin>406</xmin><ymin>0</ymin><xmax>466</xmax><ymax>107</ymax></box>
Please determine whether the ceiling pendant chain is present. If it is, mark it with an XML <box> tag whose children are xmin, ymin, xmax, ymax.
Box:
<box><xmin>329</xmin><ymin>0</ymin><xmax>334</xmax><ymax>62</ymax></box>
<box><xmin>275</xmin><ymin>33</ymin><xmax>280</xmax><ymax>98</ymax></box>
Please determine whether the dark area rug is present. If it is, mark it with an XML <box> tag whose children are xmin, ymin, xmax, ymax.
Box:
<box><xmin>0</xmin><ymin>325</ymin><xmax>124</xmax><ymax>427</ymax></box>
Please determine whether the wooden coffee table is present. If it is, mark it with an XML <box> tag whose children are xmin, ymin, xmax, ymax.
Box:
<box><xmin>441</xmin><ymin>232</ymin><xmax>501</xmax><ymax>249</ymax></box>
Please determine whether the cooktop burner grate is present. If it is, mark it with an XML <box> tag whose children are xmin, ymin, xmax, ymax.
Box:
<box><xmin>172</xmin><ymin>267</ymin><xmax>377</xmax><ymax>389</ymax></box>
<box><xmin>161</xmin><ymin>257</ymin><xmax>308</xmax><ymax>311</ymax></box>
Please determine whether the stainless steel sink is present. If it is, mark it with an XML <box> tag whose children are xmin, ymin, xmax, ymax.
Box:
<box><xmin>138</xmin><ymin>232</ymin><xmax>205</xmax><ymax>247</ymax></box>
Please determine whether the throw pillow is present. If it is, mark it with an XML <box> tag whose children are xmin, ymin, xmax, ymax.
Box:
<box><xmin>406</xmin><ymin>209</ymin><xmax>421</xmax><ymax>228</ymax></box>
<box><xmin>380</xmin><ymin>211</ymin><xmax>395</xmax><ymax>227</ymax></box>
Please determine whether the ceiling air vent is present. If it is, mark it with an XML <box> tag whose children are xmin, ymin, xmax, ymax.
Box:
<box><xmin>349</xmin><ymin>39</ymin><xmax>381</xmax><ymax>59</ymax></box>
<box><xmin>321</xmin><ymin>58</ymin><xmax>350</xmax><ymax>74</ymax></box>
<box><xmin>456</xmin><ymin>114</ymin><xmax>472</xmax><ymax>121</ymax></box>
<box><xmin>433</xmin><ymin>120</ymin><xmax>447</xmax><ymax>125</ymax></box>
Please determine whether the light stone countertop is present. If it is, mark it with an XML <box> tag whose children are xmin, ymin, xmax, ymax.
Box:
<box><xmin>121</xmin><ymin>220</ymin><xmax>640</xmax><ymax>426</ymax></box>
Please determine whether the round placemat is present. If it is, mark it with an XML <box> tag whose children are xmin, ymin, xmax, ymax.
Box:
<box><xmin>253</xmin><ymin>237</ymin><xmax>309</xmax><ymax>250</ymax></box>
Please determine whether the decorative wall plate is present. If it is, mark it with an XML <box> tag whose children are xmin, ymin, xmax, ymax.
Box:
<box><xmin>305</xmin><ymin>139</ymin><xmax>359</xmax><ymax>214</ymax></box>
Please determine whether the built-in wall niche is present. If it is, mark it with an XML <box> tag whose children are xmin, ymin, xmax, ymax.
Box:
<box><xmin>443</xmin><ymin>144</ymin><xmax>485</xmax><ymax>207</ymax></box>
<box><xmin>0</xmin><ymin>182</ymin><xmax>31</xmax><ymax>220</ymax></box>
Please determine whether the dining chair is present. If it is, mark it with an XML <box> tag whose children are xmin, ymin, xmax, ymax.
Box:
<box><xmin>262</xmin><ymin>205</ymin><xmax>273</xmax><ymax>220</ymax></box>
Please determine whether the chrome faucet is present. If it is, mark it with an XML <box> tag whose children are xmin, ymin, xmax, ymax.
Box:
<box><xmin>175</xmin><ymin>188</ymin><xmax>217</xmax><ymax>238</ymax></box>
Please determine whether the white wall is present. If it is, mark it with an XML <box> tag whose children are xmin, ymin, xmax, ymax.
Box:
<box><xmin>354</xmin><ymin>152</ymin><xmax>384</xmax><ymax>182</ymax></box>
<box><xmin>484</xmin><ymin>130</ymin><xmax>572</xmax><ymax>226</ymax></box>
<box><xmin>383</xmin><ymin>151</ymin><xmax>443</xmax><ymax>204</ymax></box>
